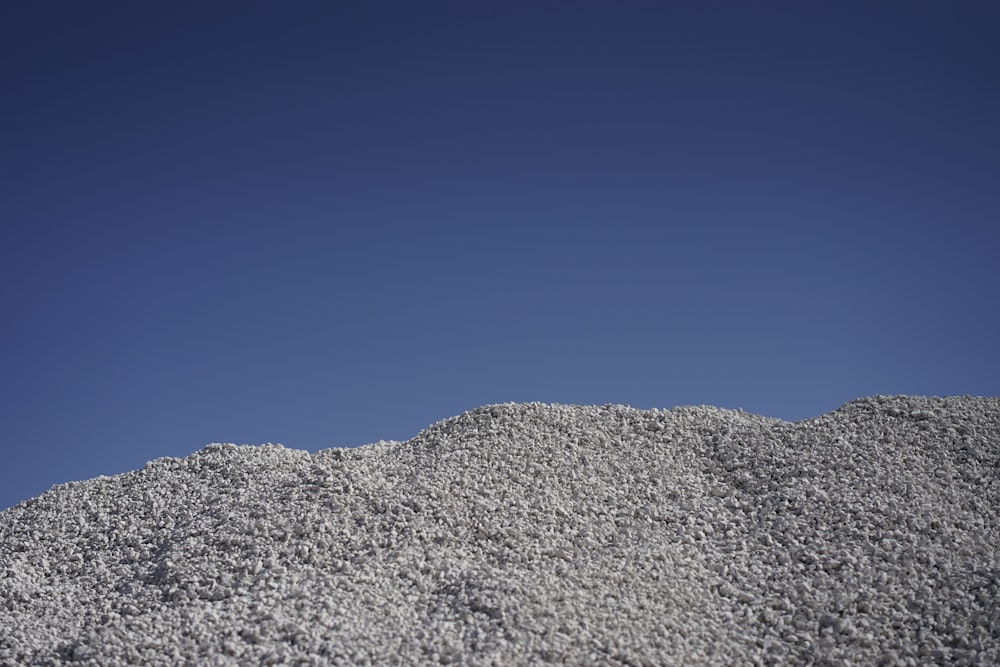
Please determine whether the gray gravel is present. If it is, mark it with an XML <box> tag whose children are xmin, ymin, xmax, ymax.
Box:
<box><xmin>1</xmin><ymin>395</ymin><xmax>998</xmax><ymax>666</ymax></box>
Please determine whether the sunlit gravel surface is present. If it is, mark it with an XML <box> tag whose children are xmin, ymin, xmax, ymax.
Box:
<box><xmin>1</xmin><ymin>396</ymin><xmax>998</xmax><ymax>666</ymax></box>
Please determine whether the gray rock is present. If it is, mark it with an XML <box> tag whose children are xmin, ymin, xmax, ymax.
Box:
<box><xmin>1</xmin><ymin>395</ymin><xmax>998</xmax><ymax>665</ymax></box>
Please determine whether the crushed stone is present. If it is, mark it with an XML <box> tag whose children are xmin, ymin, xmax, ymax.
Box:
<box><xmin>1</xmin><ymin>395</ymin><xmax>998</xmax><ymax>666</ymax></box>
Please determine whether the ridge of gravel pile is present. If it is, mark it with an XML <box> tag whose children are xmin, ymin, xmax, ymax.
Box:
<box><xmin>1</xmin><ymin>395</ymin><xmax>998</xmax><ymax>666</ymax></box>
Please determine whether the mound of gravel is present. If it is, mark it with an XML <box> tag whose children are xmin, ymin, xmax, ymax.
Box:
<box><xmin>1</xmin><ymin>396</ymin><xmax>998</xmax><ymax>666</ymax></box>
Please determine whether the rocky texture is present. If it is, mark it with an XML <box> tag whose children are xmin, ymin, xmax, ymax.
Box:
<box><xmin>1</xmin><ymin>395</ymin><xmax>998</xmax><ymax>666</ymax></box>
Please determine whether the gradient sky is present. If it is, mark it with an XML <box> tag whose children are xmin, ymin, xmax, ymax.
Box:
<box><xmin>2</xmin><ymin>1</ymin><xmax>998</xmax><ymax>510</ymax></box>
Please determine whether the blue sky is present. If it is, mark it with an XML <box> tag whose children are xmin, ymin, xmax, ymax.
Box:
<box><xmin>2</xmin><ymin>1</ymin><xmax>998</xmax><ymax>510</ymax></box>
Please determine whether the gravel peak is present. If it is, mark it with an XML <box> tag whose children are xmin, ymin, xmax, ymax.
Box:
<box><xmin>2</xmin><ymin>395</ymin><xmax>997</xmax><ymax>666</ymax></box>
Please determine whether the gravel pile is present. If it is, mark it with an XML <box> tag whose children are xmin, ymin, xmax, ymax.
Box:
<box><xmin>1</xmin><ymin>395</ymin><xmax>998</xmax><ymax>666</ymax></box>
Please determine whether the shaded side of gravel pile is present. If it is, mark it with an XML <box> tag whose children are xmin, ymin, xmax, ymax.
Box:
<box><xmin>0</xmin><ymin>395</ymin><xmax>998</xmax><ymax>666</ymax></box>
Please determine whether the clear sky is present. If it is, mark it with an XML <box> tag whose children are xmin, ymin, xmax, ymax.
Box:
<box><xmin>2</xmin><ymin>1</ymin><xmax>998</xmax><ymax>510</ymax></box>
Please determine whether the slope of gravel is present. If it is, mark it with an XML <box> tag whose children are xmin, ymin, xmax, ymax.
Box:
<box><xmin>1</xmin><ymin>395</ymin><xmax>998</xmax><ymax>666</ymax></box>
